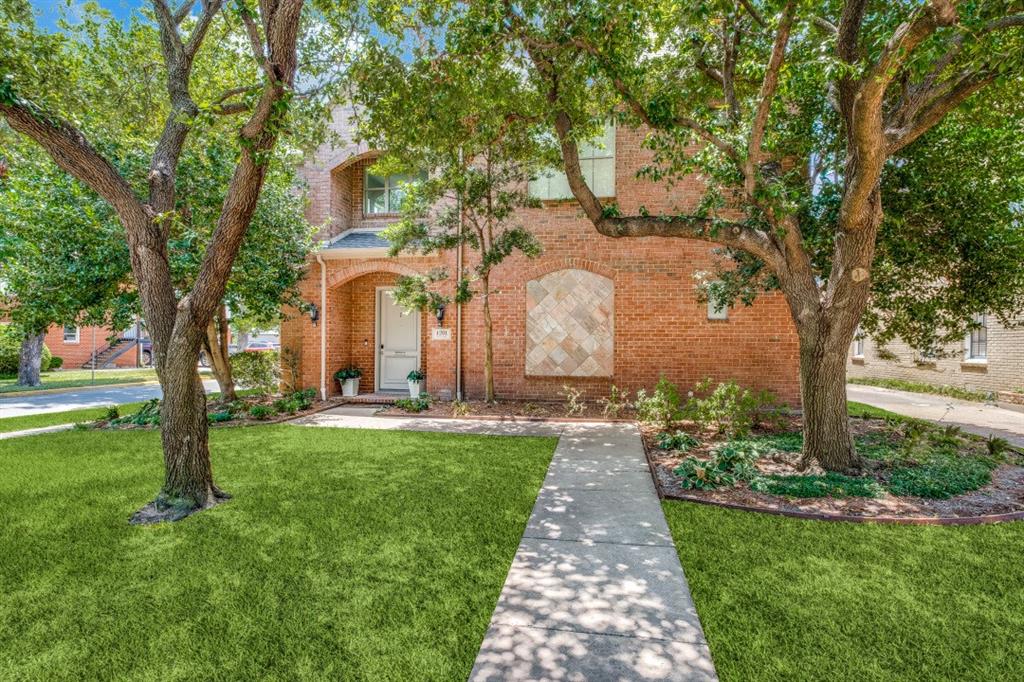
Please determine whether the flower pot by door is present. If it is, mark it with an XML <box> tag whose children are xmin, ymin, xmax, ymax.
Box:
<box><xmin>343</xmin><ymin>377</ymin><xmax>360</xmax><ymax>397</ymax></box>
<box><xmin>408</xmin><ymin>380</ymin><xmax>422</xmax><ymax>398</ymax></box>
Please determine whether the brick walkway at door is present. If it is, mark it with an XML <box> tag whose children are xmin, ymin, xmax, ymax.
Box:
<box><xmin>295</xmin><ymin>407</ymin><xmax>717</xmax><ymax>681</ymax></box>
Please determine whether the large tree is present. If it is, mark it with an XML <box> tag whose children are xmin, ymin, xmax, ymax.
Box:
<box><xmin>0</xmin><ymin>0</ymin><xmax>330</xmax><ymax>522</ymax></box>
<box><xmin>367</xmin><ymin>0</ymin><xmax>1024</xmax><ymax>470</ymax></box>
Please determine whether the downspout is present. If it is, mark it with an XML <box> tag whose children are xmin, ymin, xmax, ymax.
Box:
<box><xmin>455</xmin><ymin>147</ymin><xmax>464</xmax><ymax>400</ymax></box>
<box><xmin>316</xmin><ymin>252</ymin><xmax>328</xmax><ymax>400</ymax></box>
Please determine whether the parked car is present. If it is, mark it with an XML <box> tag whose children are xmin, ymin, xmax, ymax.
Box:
<box><xmin>138</xmin><ymin>339</ymin><xmax>211</xmax><ymax>367</ymax></box>
<box><xmin>244</xmin><ymin>340</ymin><xmax>279</xmax><ymax>352</ymax></box>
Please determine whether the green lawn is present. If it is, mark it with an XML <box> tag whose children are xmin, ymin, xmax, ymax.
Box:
<box><xmin>0</xmin><ymin>402</ymin><xmax>147</xmax><ymax>433</ymax></box>
<box><xmin>0</xmin><ymin>368</ymin><xmax>159</xmax><ymax>394</ymax></box>
<box><xmin>664</xmin><ymin>502</ymin><xmax>1024</xmax><ymax>681</ymax></box>
<box><xmin>0</xmin><ymin>426</ymin><xmax>556</xmax><ymax>680</ymax></box>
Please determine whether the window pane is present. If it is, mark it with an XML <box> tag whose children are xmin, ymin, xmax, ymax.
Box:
<box><xmin>591</xmin><ymin>157</ymin><xmax>615</xmax><ymax>197</ymax></box>
<box><xmin>365</xmin><ymin>172</ymin><xmax>386</xmax><ymax>190</ymax></box>
<box><xmin>388</xmin><ymin>187</ymin><xmax>406</xmax><ymax>212</ymax></box>
<box><xmin>365</xmin><ymin>188</ymin><xmax>386</xmax><ymax>214</ymax></box>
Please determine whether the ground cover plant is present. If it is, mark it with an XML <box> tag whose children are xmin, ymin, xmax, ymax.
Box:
<box><xmin>0</xmin><ymin>426</ymin><xmax>556</xmax><ymax>679</ymax></box>
<box><xmin>663</xmin><ymin>502</ymin><xmax>1024</xmax><ymax>681</ymax></box>
<box><xmin>642</xmin><ymin>378</ymin><xmax>1023</xmax><ymax>518</ymax></box>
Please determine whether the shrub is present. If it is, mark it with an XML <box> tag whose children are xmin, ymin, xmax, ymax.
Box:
<box><xmin>49</xmin><ymin>356</ymin><xmax>64</xmax><ymax>370</ymax></box>
<box><xmin>231</xmin><ymin>350</ymin><xmax>280</xmax><ymax>395</ymax></box>
<box><xmin>635</xmin><ymin>376</ymin><xmax>682</xmax><ymax>430</ymax></box>
<box><xmin>334</xmin><ymin>366</ymin><xmax>362</xmax><ymax>381</ymax></box>
<box><xmin>292</xmin><ymin>388</ymin><xmax>316</xmax><ymax>410</ymax></box>
<box><xmin>108</xmin><ymin>399</ymin><xmax>161</xmax><ymax>427</ymax></box>
<box><xmin>673</xmin><ymin>441</ymin><xmax>760</xmax><ymax>490</ymax></box>
<box><xmin>888</xmin><ymin>458</ymin><xmax>992</xmax><ymax>499</ymax></box>
<box><xmin>248</xmin><ymin>404</ymin><xmax>275</xmax><ymax>420</ymax></box>
<box><xmin>407</xmin><ymin>369</ymin><xmax>425</xmax><ymax>382</ymax></box>
<box><xmin>0</xmin><ymin>325</ymin><xmax>52</xmax><ymax>375</ymax></box>
<box><xmin>208</xmin><ymin>411</ymin><xmax>234</xmax><ymax>424</ymax></box>
<box><xmin>451</xmin><ymin>399</ymin><xmax>471</xmax><ymax>417</ymax></box>
<box><xmin>656</xmin><ymin>431</ymin><xmax>700</xmax><ymax>452</ymax></box>
<box><xmin>395</xmin><ymin>394</ymin><xmax>431</xmax><ymax>413</ymax></box>
<box><xmin>559</xmin><ymin>384</ymin><xmax>585</xmax><ymax>417</ymax></box>
<box><xmin>598</xmin><ymin>385</ymin><xmax>630</xmax><ymax>418</ymax></box>
<box><xmin>273</xmin><ymin>397</ymin><xmax>299</xmax><ymax>414</ymax></box>
<box><xmin>683</xmin><ymin>379</ymin><xmax>779</xmax><ymax>438</ymax></box>
<box><xmin>104</xmin><ymin>406</ymin><xmax>120</xmax><ymax>421</ymax></box>
<box><xmin>751</xmin><ymin>473</ymin><xmax>883</xmax><ymax>498</ymax></box>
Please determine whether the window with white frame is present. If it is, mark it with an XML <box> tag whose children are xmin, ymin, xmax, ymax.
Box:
<box><xmin>965</xmin><ymin>314</ymin><xmax>987</xmax><ymax>361</ymax></box>
<box><xmin>63</xmin><ymin>325</ymin><xmax>80</xmax><ymax>343</ymax></box>
<box><xmin>363</xmin><ymin>170</ymin><xmax>425</xmax><ymax>215</ymax></box>
<box><xmin>529</xmin><ymin>123</ymin><xmax>616</xmax><ymax>200</ymax></box>
<box><xmin>852</xmin><ymin>328</ymin><xmax>865</xmax><ymax>357</ymax></box>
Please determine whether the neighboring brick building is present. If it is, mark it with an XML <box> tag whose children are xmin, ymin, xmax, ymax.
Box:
<box><xmin>43</xmin><ymin>324</ymin><xmax>141</xmax><ymax>369</ymax></box>
<box><xmin>847</xmin><ymin>315</ymin><xmax>1024</xmax><ymax>397</ymax></box>
<box><xmin>281</xmin><ymin>106</ymin><xmax>801</xmax><ymax>404</ymax></box>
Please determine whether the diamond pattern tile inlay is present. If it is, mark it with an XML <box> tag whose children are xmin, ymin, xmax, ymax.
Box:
<box><xmin>526</xmin><ymin>269</ymin><xmax>614</xmax><ymax>377</ymax></box>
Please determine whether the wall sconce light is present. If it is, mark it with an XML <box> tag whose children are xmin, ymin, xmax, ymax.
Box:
<box><xmin>309</xmin><ymin>303</ymin><xmax>319</xmax><ymax>327</ymax></box>
<box><xmin>435</xmin><ymin>304</ymin><xmax>446</xmax><ymax>326</ymax></box>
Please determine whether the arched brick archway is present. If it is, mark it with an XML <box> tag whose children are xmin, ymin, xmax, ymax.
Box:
<box><xmin>324</xmin><ymin>259</ymin><xmax>422</xmax><ymax>291</ymax></box>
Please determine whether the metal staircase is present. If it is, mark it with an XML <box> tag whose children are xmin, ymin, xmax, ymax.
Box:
<box><xmin>81</xmin><ymin>337</ymin><xmax>137</xmax><ymax>369</ymax></box>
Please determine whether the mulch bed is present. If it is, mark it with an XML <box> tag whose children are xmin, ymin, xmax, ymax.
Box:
<box><xmin>377</xmin><ymin>398</ymin><xmax>634</xmax><ymax>421</ymax></box>
<box><xmin>644</xmin><ymin>419</ymin><xmax>1024</xmax><ymax>522</ymax></box>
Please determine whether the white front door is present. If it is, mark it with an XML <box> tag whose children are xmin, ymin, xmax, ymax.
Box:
<box><xmin>377</xmin><ymin>288</ymin><xmax>421</xmax><ymax>391</ymax></box>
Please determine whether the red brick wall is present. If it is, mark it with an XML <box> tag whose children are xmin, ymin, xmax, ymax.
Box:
<box><xmin>42</xmin><ymin>325</ymin><xmax>138</xmax><ymax>369</ymax></box>
<box><xmin>284</xmin><ymin>117</ymin><xmax>802</xmax><ymax>405</ymax></box>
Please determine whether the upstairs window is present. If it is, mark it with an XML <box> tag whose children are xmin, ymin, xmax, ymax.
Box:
<box><xmin>364</xmin><ymin>170</ymin><xmax>425</xmax><ymax>215</ymax></box>
<box><xmin>529</xmin><ymin>123</ymin><xmax>615</xmax><ymax>200</ymax></box>
<box><xmin>965</xmin><ymin>314</ymin><xmax>987</xmax><ymax>361</ymax></box>
<box><xmin>852</xmin><ymin>328</ymin><xmax>865</xmax><ymax>358</ymax></box>
<box><xmin>63</xmin><ymin>325</ymin><xmax>80</xmax><ymax>343</ymax></box>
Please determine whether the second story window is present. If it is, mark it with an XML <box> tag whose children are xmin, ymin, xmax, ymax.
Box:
<box><xmin>63</xmin><ymin>325</ymin><xmax>80</xmax><ymax>343</ymax></box>
<box><xmin>364</xmin><ymin>170</ymin><xmax>425</xmax><ymax>215</ymax></box>
<box><xmin>530</xmin><ymin>123</ymin><xmax>616</xmax><ymax>200</ymax></box>
<box><xmin>965</xmin><ymin>314</ymin><xmax>987</xmax><ymax>361</ymax></box>
<box><xmin>852</xmin><ymin>328</ymin><xmax>865</xmax><ymax>358</ymax></box>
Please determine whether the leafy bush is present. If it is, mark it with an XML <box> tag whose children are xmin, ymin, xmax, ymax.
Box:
<box><xmin>334</xmin><ymin>366</ymin><xmax>362</xmax><ymax>381</ymax></box>
<box><xmin>273</xmin><ymin>397</ymin><xmax>300</xmax><ymax>414</ymax></box>
<box><xmin>559</xmin><ymin>384</ymin><xmax>584</xmax><ymax>416</ymax></box>
<box><xmin>683</xmin><ymin>379</ymin><xmax>781</xmax><ymax>437</ymax></box>
<box><xmin>104</xmin><ymin>406</ymin><xmax>120</xmax><ymax>420</ymax></box>
<box><xmin>395</xmin><ymin>393</ymin><xmax>431</xmax><ymax>413</ymax></box>
<box><xmin>751</xmin><ymin>473</ymin><xmax>883</xmax><ymax>498</ymax></box>
<box><xmin>292</xmin><ymin>388</ymin><xmax>316</xmax><ymax>410</ymax></box>
<box><xmin>49</xmin><ymin>356</ymin><xmax>64</xmax><ymax>370</ymax></box>
<box><xmin>231</xmin><ymin>350</ymin><xmax>280</xmax><ymax>394</ymax></box>
<box><xmin>451</xmin><ymin>399</ymin><xmax>471</xmax><ymax>417</ymax></box>
<box><xmin>888</xmin><ymin>458</ymin><xmax>993</xmax><ymax>499</ymax></box>
<box><xmin>656</xmin><ymin>431</ymin><xmax>700</xmax><ymax>452</ymax></box>
<box><xmin>108</xmin><ymin>399</ymin><xmax>161</xmax><ymax>427</ymax></box>
<box><xmin>208</xmin><ymin>411</ymin><xmax>234</xmax><ymax>423</ymax></box>
<box><xmin>673</xmin><ymin>441</ymin><xmax>760</xmax><ymax>490</ymax></box>
<box><xmin>248</xmin><ymin>404</ymin><xmax>275</xmax><ymax>420</ymax></box>
<box><xmin>635</xmin><ymin>376</ymin><xmax>682</xmax><ymax>430</ymax></box>
<box><xmin>598</xmin><ymin>385</ymin><xmax>630</xmax><ymax>418</ymax></box>
<box><xmin>0</xmin><ymin>324</ymin><xmax>52</xmax><ymax>375</ymax></box>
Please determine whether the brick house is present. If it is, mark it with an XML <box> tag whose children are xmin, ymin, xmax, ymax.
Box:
<box><xmin>847</xmin><ymin>315</ymin><xmax>1024</xmax><ymax>398</ymax></box>
<box><xmin>43</xmin><ymin>324</ymin><xmax>142</xmax><ymax>369</ymax></box>
<box><xmin>280</xmin><ymin>107</ymin><xmax>801</xmax><ymax>404</ymax></box>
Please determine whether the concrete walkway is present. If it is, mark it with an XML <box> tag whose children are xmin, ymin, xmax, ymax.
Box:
<box><xmin>848</xmin><ymin>384</ymin><xmax>1024</xmax><ymax>447</ymax></box>
<box><xmin>295</xmin><ymin>407</ymin><xmax>717</xmax><ymax>681</ymax></box>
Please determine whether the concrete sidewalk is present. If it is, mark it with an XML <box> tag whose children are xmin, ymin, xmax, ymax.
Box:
<box><xmin>847</xmin><ymin>384</ymin><xmax>1024</xmax><ymax>447</ymax></box>
<box><xmin>295</xmin><ymin>407</ymin><xmax>717</xmax><ymax>681</ymax></box>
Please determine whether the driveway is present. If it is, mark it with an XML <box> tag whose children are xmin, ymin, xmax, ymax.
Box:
<box><xmin>847</xmin><ymin>384</ymin><xmax>1024</xmax><ymax>447</ymax></box>
<box><xmin>0</xmin><ymin>380</ymin><xmax>220</xmax><ymax>419</ymax></box>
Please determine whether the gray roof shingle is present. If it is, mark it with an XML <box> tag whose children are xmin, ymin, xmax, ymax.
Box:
<box><xmin>324</xmin><ymin>231</ymin><xmax>391</xmax><ymax>249</ymax></box>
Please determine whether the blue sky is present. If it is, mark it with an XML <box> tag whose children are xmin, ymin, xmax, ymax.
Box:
<box><xmin>31</xmin><ymin>0</ymin><xmax>144</xmax><ymax>31</ymax></box>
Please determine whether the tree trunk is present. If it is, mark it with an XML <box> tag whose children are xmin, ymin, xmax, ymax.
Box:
<box><xmin>129</xmin><ymin>342</ymin><xmax>227</xmax><ymax>524</ymax></box>
<box><xmin>481</xmin><ymin>276</ymin><xmax>495</xmax><ymax>402</ymax></box>
<box><xmin>798</xmin><ymin>333</ymin><xmax>858</xmax><ymax>471</ymax></box>
<box><xmin>16</xmin><ymin>332</ymin><xmax>45</xmax><ymax>387</ymax></box>
<box><xmin>204</xmin><ymin>305</ymin><xmax>236</xmax><ymax>402</ymax></box>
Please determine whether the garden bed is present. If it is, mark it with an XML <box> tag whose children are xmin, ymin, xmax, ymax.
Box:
<box><xmin>377</xmin><ymin>397</ymin><xmax>636</xmax><ymax>420</ymax></box>
<box><xmin>646</xmin><ymin>415</ymin><xmax>1024</xmax><ymax>521</ymax></box>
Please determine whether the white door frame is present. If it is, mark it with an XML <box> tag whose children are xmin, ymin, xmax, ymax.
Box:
<box><xmin>375</xmin><ymin>287</ymin><xmax>422</xmax><ymax>392</ymax></box>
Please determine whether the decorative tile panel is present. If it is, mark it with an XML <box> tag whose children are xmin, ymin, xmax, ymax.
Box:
<box><xmin>526</xmin><ymin>269</ymin><xmax>614</xmax><ymax>377</ymax></box>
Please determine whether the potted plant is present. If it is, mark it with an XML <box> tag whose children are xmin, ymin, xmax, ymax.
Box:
<box><xmin>407</xmin><ymin>369</ymin><xmax>425</xmax><ymax>398</ymax></box>
<box><xmin>334</xmin><ymin>366</ymin><xmax>362</xmax><ymax>397</ymax></box>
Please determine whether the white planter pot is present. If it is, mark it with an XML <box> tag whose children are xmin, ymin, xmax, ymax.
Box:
<box><xmin>342</xmin><ymin>377</ymin><xmax>360</xmax><ymax>397</ymax></box>
<box><xmin>408</xmin><ymin>380</ymin><xmax>422</xmax><ymax>398</ymax></box>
